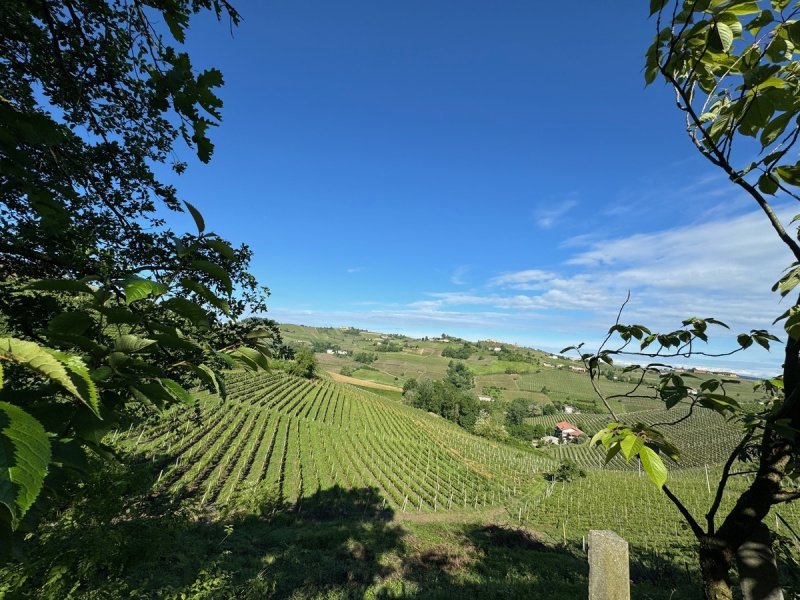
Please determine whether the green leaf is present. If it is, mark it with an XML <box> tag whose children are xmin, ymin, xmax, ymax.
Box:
<box><xmin>709</xmin><ymin>22</ymin><xmax>735</xmax><ymax>53</ymax></box>
<box><xmin>192</xmin><ymin>364</ymin><xmax>222</xmax><ymax>395</ymax></box>
<box><xmin>620</xmin><ymin>434</ymin><xmax>645</xmax><ymax>463</ymax></box>
<box><xmin>191</xmin><ymin>260</ymin><xmax>233</xmax><ymax>295</ymax></box>
<box><xmin>720</xmin><ymin>2</ymin><xmax>761</xmax><ymax>15</ymax></box>
<box><xmin>159</xmin><ymin>379</ymin><xmax>193</xmax><ymax>404</ymax></box>
<box><xmin>50</xmin><ymin>352</ymin><xmax>101</xmax><ymax>419</ymax></box>
<box><xmin>772</xmin><ymin>264</ymin><xmax>800</xmax><ymax>297</ymax></box>
<box><xmin>130</xmin><ymin>382</ymin><xmax>172</xmax><ymax>410</ymax></box>
<box><xmin>758</xmin><ymin>173</ymin><xmax>779</xmax><ymax>195</ymax></box>
<box><xmin>163</xmin><ymin>298</ymin><xmax>211</xmax><ymax>330</ymax></box>
<box><xmin>95</xmin><ymin>305</ymin><xmax>143</xmax><ymax>325</ymax></box>
<box><xmin>639</xmin><ymin>446</ymin><xmax>668</xmax><ymax>488</ymax></box>
<box><xmin>151</xmin><ymin>332</ymin><xmax>202</xmax><ymax>353</ymax></box>
<box><xmin>123</xmin><ymin>276</ymin><xmax>169</xmax><ymax>304</ymax></box>
<box><xmin>180</xmin><ymin>278</ymin><xmax>231</xmax><ymax>315</ymax></box>
<box><xmin>776</xmin><ymin>164</ymin><xmax>800</xmax><ymax>187</ymax></box>
<box><xmin>787</xmin><ymin>20</ymin><xmax>800</xmax><ymax>46</ymax></box>
<box><xmin>48</xmin><ymin>311</ymin><xmax>93</xmax><ymax>336</ymax></box>
<box><xmin>0</xmin><ymin>338</ymin><xmax>93</xmax><ymax>412</ymax></box>
<box><xmin>163</xmin><ymin>7</ymin><xmax>189</xmax><ymax>43</ymax></box>
<box><xmin>205</xmin><ymin>238</ymin><xmax>236</xmax><ymax>260</ymax></box>
<box><xmin>113</xmin><ymin>334</ymin><xmax>156</xmax><ymax>354</ymax></box>
<box><xmin>760</xmin><ymin>112</ymin><xmax>793</xmax><ymax>148</ymax></box>
<box><xmin>184</xmin><ymin>201</ymin><xmax>205</xmax><ymax>234</ymax></box>
<box><xmin>231</xmin><ymin>346</ymin><xmax>269</xmax><ymax>371</ymax></box>
<box><xmin>25</xmin><ymin>279</ymin><xmax>93</xmax><ymax>294</ymax></box>
<box><xmin>604</xmin><ymin>443</ymin><xmax>622</xmax><ymax>465</ymax></box>
<box><xmin>650</xmin><ymin>0</ymin><xmax>668</xmax><ymax>15</ymax></box>
<box><xmin>739</xmin><ymin>94</ymin><xmax>774</xmax><ymax>137</ymax></box>
<box><xmin>0</xmin><ymin>402</ymin><xmax>51</xmax><ymax>528</ymax></box>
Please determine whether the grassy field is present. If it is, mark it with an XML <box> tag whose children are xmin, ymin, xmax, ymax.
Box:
<box><xmin>4</xmin><ymin>329</ymin><xmax>796</xmax><ymax>598</ymax></box>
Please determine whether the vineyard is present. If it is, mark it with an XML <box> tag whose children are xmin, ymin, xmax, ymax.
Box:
<box><xmin>118</xmin><ymin>371</ymin><xmax>556</xmax><ymax>514</ymax></box>
<box><xmin>12</xmin><ymin>369</ymin><xmax>799</xmax><ymax>599</ymax></box>
<box><xmin>530</xmin><ymin>408</ymin><xmax>746</xmax><ymax>470</ymax></box>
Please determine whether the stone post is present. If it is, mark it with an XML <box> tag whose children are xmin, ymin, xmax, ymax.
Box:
<box><xmin>588</xmin><ymin>530</ymin><xmax>630</xmax><ymax>600</ymax></box>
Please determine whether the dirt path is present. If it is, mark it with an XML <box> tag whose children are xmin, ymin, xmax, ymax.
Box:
<box><xmin>326</xmin><ymin>371</ymin><xmax>403</xmax><ymax>392</ymax></box>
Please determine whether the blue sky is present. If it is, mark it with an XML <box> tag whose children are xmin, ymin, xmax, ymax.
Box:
<box><xmin>160</xmin><ymin>1</ymin><xmax>796</xmax><ymax>375</ymax></box>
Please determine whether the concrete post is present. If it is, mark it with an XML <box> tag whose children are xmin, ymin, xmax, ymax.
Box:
<box><xmin>588</xmin><ymin>530</ymin><xmax>630</xmax><ymax>600</ymax></box>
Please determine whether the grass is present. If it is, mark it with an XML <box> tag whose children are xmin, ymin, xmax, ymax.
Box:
<box><xmin>4</xmin><ymin>328</ymin><xmax>796</xmax><ymax>598</ymax></box>
<box><xmin>3</xmin><ymin>466</ymin><xmax>714</xmax><ymax>599</ymax></box>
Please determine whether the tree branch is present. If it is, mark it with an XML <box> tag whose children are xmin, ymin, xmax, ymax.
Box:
<box><xmin>707</xmin><ymin>430</ymin><xmax>753</xmax><ymax>534</ymax></box>
<box><xmin>772</xmin><ymin>490</ymin><xmax>800</xmax><ymax>504</ymax></box>
<box><xmin>663</xmin><ymin>484</ymin><xmax>705</xmax><ymax>539</ymax></box>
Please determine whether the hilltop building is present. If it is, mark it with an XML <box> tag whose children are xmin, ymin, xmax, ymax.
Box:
<box><xmin>554</xmin><ymin>421</ymin><xmax>585</xmax><ymax>443</ymax></box>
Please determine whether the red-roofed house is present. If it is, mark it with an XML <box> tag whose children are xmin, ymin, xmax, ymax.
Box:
<box><xmin>554</xmin><ymin>421</ymin><xmax>585</xmax><ymax>443</ymax></box>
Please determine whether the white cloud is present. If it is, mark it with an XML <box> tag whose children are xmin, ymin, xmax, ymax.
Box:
<box><xmin>271</xmin><ymin>204</ymin><xmax>794</xmax><ymax>376</ymax></box>
<box><xmin>488</xmin><ymin>269</ymin><xmax>556</xmax><ymax>288</ymax></box>
<box><xmin>533</xmin><ymin>199</ymin><xmax>578</xmax><ymax>229</ymax></box>
<box><xmin>450</xmin><ymin>265</ymin><xmax>469</xmax><ymax>285</ymax></box>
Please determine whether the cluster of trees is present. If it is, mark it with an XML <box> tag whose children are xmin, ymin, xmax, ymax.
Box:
<box><xmin>504</xmin><ymin>398</ymin><xmax>548</xmax><ymax>441</ymax></box>
<box><xmin>286</xmin><ymin>350</ymin><xmax>317</xmax><ymax>379</ymax></box>
<box><xmin>353</xmin><ymin>351</ymin><xmax>377</xmax><ymax>364</ymax></box>
<box><xmin>311</xmin><ymin>340</ymin><xmax>334</xmax><ymax>353</ymax></box>
<box><xmin>374</xmin><ymin>340</ymin><xmax>403</xmax><ymax>352</ymax></box>
<box><xmin>403</xmin><ymin>361</ymin><xmax>479</xmax><ymax>430</ymax></box>
<box><xmin>496</xmin><ymin>347</ymin><xmax>533</xmax><ymax>363</ymax></box>
<box><xmin>441</xmin><ymin>343</ymin><xmax>472</xmax><ymax>359</ymax></box>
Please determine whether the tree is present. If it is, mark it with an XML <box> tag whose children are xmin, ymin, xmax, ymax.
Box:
<box><xmin>568</xmin><ymin>2</ymin><xmax>800</xmax><ymax>597</ymax></box>
<box><xmin>0</xmin><ymin>0</ymin><xmax>274</xmax><ymax>554</ymax></box>
<box><xmin>446</xmin><ymin>360</ymin><xmax>474</xmax><ymax>390</ymax></box>
<box><xmin>288</xmin><ymin>349</ymin><xmax>317</xmax><ymax>379</ymax></box>
<box><xmin>441</xmin><ymin>344</ymin><xmax>472</xmax><ymax>359</ymax></box>
<box><xmin>353</xmin><ymin>351</ymin><xmax>377</xmax><ymax>364</ymax></box>
<box><xmin>545</xmin><ymin>460</ymin><xmax>586</xmax><ymax>483</ymax></box>
<box><xmin>505</xmin><ymin>398</ymin><xmax>530</xmax><ymax>427</ymax></box>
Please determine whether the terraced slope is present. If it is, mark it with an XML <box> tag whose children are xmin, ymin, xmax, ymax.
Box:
<box><xmin>118</xmin><ymin>371</ymin><xmax>556</xmax><ymax>514</ymax></box>
<box><xmin>530</xmin><ymin>408</ymin><xmax>745</xmax><ymax>470</ymax></box>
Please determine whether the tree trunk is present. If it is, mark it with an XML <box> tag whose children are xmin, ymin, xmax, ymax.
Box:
<box><xmin>700</xmin><ymin>536</ymin><xmax>734</xmax><ymax>600</ymax></box>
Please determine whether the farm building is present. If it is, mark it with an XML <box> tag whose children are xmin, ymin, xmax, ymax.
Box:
<box><xmin>554</xmin><ymin>421</ymin><xmax>585</xmax><ymax>443</ymax></box>
<box><xmin>563</xmin><ymin>405</ymin><xmax>578</xmax><ymax>414</ymax></box>
<box><xmin>540</xmin><ymin>436</ymin><xmax>560</xmax><ymax>445</ymax></box>
<box><xmin>477</xmin><ymin>395</ymin><xmax>493</xmax><ymax>402</ymax></box>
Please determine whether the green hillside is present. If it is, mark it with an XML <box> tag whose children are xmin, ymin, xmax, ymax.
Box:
<box><xmin>279</xmin><ymin>323</ymin><xmax>767</xmax><ymax>414</ymax></box>
<box><xmin>125</xmin><ymin>371</ymin><xmax>554</xmax><ymax>514</ymax></box>
<box><xmin>7</xmin><ymin>367</ymin><xmax>799</xmax><ymax>599</ymax></box>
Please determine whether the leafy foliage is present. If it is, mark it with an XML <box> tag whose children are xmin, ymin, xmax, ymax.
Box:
<box><xmin>545</xmin><ymin>459</ymin><xmax>586</xmax><ymax>483</ymax></box>
<box><xmin>573</xmin><ymin>1</ymin><xmax>800</xmax><ymax>595</ymax></box>
<box><xmin>0</xmin><ymin>0</ymin><xmax>277</xmax><ymax>551</ymax></box>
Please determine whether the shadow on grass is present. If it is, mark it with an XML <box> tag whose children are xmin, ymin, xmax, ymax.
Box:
<box><xmin>5</xmin><ymin>457</ymin><xmax>761</xmax><ymax>600</ymax></box>
<box><xmin>3</xmin><ymin>461</ymin><xmax>405</xmax><ymax>599</ymax></box>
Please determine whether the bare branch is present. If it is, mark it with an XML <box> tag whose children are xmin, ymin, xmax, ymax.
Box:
<box><xmin>663</xmin><ymin>484</ymin><xmax>705</xmax><ymax>539</ymax></box>
<box><xmin>707</xmin><ymin>430</ymin><xmax>753</xmax><ymax>534</ymax></box>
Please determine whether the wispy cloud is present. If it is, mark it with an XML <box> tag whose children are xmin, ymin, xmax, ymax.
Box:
<box><xmin>346</xmin><ymin>267</ymin><xmax>365</xmax><ymax>273</ymax></box>
<box><xmin>272</xmin><ymin>205</ymin><xmax>794</xmax><ymax>375</ymax></box>
<box><xmin>450</xmin><ymin>265</ymin><xmax>469</xmax><ymax>285</ymax></box>
<box><xmin>533</xmin><ymin>198</ymin><xmax>578</xmax><ymax>229</ymax></box>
